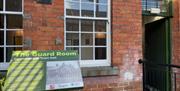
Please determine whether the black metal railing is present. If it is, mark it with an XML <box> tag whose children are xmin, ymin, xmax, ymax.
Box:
<box><xmin>142</xmin><ymin>0</ymin><xmax>172</xmax><ymax>16</ymax></box>
<box><xmin>139</xmin><ymin>59</ymin><xmax>180</xmax><ymax>91</ymax></box>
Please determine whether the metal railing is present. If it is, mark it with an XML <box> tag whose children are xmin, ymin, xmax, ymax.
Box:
<box><xmin>139</xmin><ymin>59</ymin><xmax>180</xmax><ymax>91</ymax></box>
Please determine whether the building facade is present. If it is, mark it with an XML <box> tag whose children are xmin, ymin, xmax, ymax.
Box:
<box><xmin>0</xmin><ymin>0</ymin><xmax>179</xmax><ymax>91</ymax></box>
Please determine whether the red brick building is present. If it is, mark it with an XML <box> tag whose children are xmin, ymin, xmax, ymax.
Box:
<box><xmin>0</xmin><ymin>0</ymin><xmax>179</xmax><ymax>91</ymax></box>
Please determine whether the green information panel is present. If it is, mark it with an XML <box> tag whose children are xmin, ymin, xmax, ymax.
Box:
<box><xmin>3</xmin><ymin>50</ymin><xmax>81</xmax><ymax>91</ymax></box>
<box><xmin>4</xmin><ymin>58</ymin><xmax>45</xmax><ymax>91</ymax></box>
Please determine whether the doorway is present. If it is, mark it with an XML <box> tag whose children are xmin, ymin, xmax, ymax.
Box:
<box><xmin>143</xmin><ymin>18</ymin><xmax>171</xmax><ymax>91</ymax></box>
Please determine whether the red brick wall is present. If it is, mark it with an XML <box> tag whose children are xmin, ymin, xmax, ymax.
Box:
<box><xmin>173</xmin><ymin>0</ymin><xmax>180</xmax><ymax>65</ymax></box>
<box><xmin>24</xmin><ymin>0</ymin><xmax>64</xmax><ymax>50</ymax></box>
<box><xmin>23</xmin><ymin>0</ymin><xmax>143</xmax><ymax>91</ymax></box>
<box><xmin>172</xmin><ymin>0</ymin><xmax>180</xmax><ymax>90</ymax></box>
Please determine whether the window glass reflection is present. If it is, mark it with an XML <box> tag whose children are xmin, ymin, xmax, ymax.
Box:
<box><xmin>66</xmin><ymin>47</ymin><xmax>79</xmax><ymax>54</ymax></box>
<box><xmin>95</xmin><ymin>47</ymin><xmax>106</xmax><ymax>59</ymax></box>
<box><xmin>95</xmin><ymin>21</ymin><xmax>106</xmax><ymax>32</ymax></box>
<box><xmin>81</xmin><ymin>20</ymin><xmax>93</xmax><ymax>32</ymax></box>
<box><xmin>0</xmin><ymin>31</ymin><xmax>4</xmax><ymax>45</ymax></box>
<box><xmin>81</xmin><ymin>47</ymin><xmax>93</xmax><ymax>60</ymax></box>
<box><xmin>66</xmin><ymin>33</ymin><xmax>79</xmax><ymax>46</ymax></box>
<box><xmin>66</xmin><ymin>19</ymin><xmax>79</xmax><ymax>31</ymax></box>
<box><xmin>7</xmin><ymin>31</ymin><xmax>23</xmax><ymax>45</ymax></box>
<box><xmin>95</xmin><ymin>33</ymin><xmax>106</xmax><ymax>45</ymax></box>
<box><xmin>0</xmin><ymin>47</ymin><xmax>4</xmax><ymax>62</ymax></box>
<box><xmin>6</xmin><ymin>0</ymin><xmax>22</xmax><ymax>12</ymax></box>
<box><xmin>81</xmin><ymin>33</ymin><xmax>93</xmax><ymax>46</ymax></box>
<box><xmin>82</xmin><ymin>0</ymin><xmax>94</xmax><ymax>3</ymax></box>
<box><xmin>81</xmin><ymin>3</ymin><xmax>94</xmax><ymax>17</ymax></box>
<box><xmin>7</xmin><ymin>15</ymin><xmax>23</xmax><ymax>29</ymax></box>
<box><xmin>66</xmin><ymin>0</ymin><xmax>79</xmax><ymax>2</ymax></box>
<box><xmin>6</xmin><ymin>47</ymin><xmax>22</xmax><ymax>62</ymax></box>
<box><xmin>0</xmin><ymin>15</ymin><xmax>4</xmax><ymax>28</ymax></box>
<box><xmin>96</xmin><ymin>0</ymin><xmax>107</xmax><ymax>4</ymax></box>
<box><xmin>96</xmin><ymin>5</ymin><xmax>107</xmax><ymax>17</ymax></box>
<box><xmin>66</xmin><ymin>2</ymin><xmax>80</xmax><ymax>16</ymax></box>
<box><xmin>0</xmin><ymin>0</ymin><xmax>3</xmax><ymax>11</ymax></box>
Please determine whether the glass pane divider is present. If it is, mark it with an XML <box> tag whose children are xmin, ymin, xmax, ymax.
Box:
<box><xmin>79</xmin><ymin>19</ymin><xmax>81</xmax><ymax>60</ymax></box>
<box><xmin>66</xmin><ymin>31</ymin><xmax>79</xmax><ymax>33</ymax></box>
<box><xmin>6</xmin><ymin>29</ymin><xmax>23</xmax><ymax>31</ymax></box>
<box><xmin>0</xmin><ymin>11</ymin><xmax>23</xmax><ymax>15</ymax></box>
<box><xmin>93</xmin><ymin>20</ymin><xmax>95</xmax><ymax>60</ymax></box>
<box><xmin>5</xmin><ymin>45</ymin><xmax>23</xmax><ymax>47</ymax></box>
<box><xmin>66</xmin><ymin>16</ymin><xmax>108</xmax><ymax>20</ymax></box>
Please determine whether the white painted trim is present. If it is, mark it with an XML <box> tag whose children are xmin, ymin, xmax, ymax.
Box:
<box><xmin>0</xmin><ymin>11</ymin><xmax>23</xmax><ymax>15</ymax></box>
<box><xmin>107</xmin><ymin>0</ymin><xmax>111</xmax><ymax>66</ymax></box>
<box><xmin>64</xmin><ymin>0</ymin><xmax>111</xmax><ymax>67</ymax></box>
<box><xmin>4</xmin><ymin>15</ymin><xmax>6</xmax><ymax>63</ymax></box>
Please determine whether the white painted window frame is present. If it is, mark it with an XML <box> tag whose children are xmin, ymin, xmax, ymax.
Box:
<box><xmin>64</xmin><ymin>0</ymin><xmax>111</xmax><ymax>67</ymax></box>
<box><xmin>0</xmin><ymin>0</ymin><xmax>24</xmax><ymax>70</ymax></box>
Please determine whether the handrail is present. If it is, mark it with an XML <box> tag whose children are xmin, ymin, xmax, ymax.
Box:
<box><xmin>139</xmin><ymin>59</ymin><xmax>180</xmax><ymax>69</ymax></box>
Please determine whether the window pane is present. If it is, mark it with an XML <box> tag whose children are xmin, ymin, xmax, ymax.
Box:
<box><xmin>96</xmin><ymin>4</ymin><xmax>107</xmax><ymax>17</ymax></box>
<box><xmin>66</xmin><ymin>47</ymin><xmax>79</xmax><ymax>54</ymax></box>
<box><xmin>95</xmin><ymin>33</ymin><xmax>106</xmax><ymax>45</ymax></box>
<box><xmin>0</xmin><ymin>0</ymin><xmax>3</xmax><ymax>11</ymax></box>
<box><xmin>0</xmin><ymin>15</ymin><xmax>4</xmax><ymax>28</ymax></box>
<box><xmin>66</xmin><ymin>2</ymin><xmax>80</xmax><ymax>16</ymax></box>
<box><xmin>66</xmin><ymin>19</ymin><xmax>79</xmax><ymax>31</ymax></box>
<box><xmin>82</xmin><ymin>0</ymin><xmax>94</xmax><ymax>3</ymax></box>
<box><xmin>6</xmin><ymin>31</ymin><xmax>23</xmax><ymax>45</ymax></box>
<box><xmin>95</xmin><ymin>47</ymin><xmax>106</xmax><ymax>59</ymax></box>
<box><xmin>66</xmin><ymin>33</ymin><xmax>79</xmax><ymax>46</ymax></box>
<box><xmin>6</xmin><ymin>47</ymin><xmax>22</xmax><ymax>62</ymax></box>
<box><xmin>0</xmin><ymin>47</ymin><xmax>4</xmax><ymax>62</ymax></box>
<box><xmin>7</xmin><ymin>15</ymin><xmax>23</xmax><ymax>29</ymax></box>
<box><xmin>81</xmin><ymin>47</ymin><xmax>93</xmax><ymax>60</ymax></box>
<box><xmin>6</xmin><ymin>0</ymin><xmax>22</xmax><ymax>11</ymax></box>
<box><xmin>0</xmin><ymin>31</ymin><xmax>4</xmax><ymax>45</ymax></box>
<box><xmin>81</xmin><ymin>20</ymin><xmax>93</xmax><ymax>32</ymax></box>
<box><xmin>81</xmin><ymin>33</ymin><xmax>93</xmax><ymax>46</ymax></box>
<box><xmin>96</xmin><ymin>0</ymin><xmax>107</xmax><ymax>4</ymax></box>
<box><xmin>66</xmin><ymin>0</ymin><xmax>79</xmax><ymax>1</ymax></box>
<box><xmin>95</xmin><ymin>21</ymin><xmax>106</xmax><ymax>32</ymax></box>
<box><xmin>81</xmin><ymin>3</ymin><xmax>94</xmax><ymax>17</ymax></box>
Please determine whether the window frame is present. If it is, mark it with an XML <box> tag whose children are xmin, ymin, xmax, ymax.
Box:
<box><xmin>0</xmin><ymin>0</ymin><xmax>24</xmax><ymax>64</ymax></box>
<box><xmin>64</xmin><ymin>0</ymin><xmax>111</xmax><ymax>67</ymax></box>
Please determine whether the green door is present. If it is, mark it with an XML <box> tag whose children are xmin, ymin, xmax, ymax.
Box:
<box><xmin>144</xmin><ymin>18</ymin><xmax>171</xmax><ymax>91</ymax></box>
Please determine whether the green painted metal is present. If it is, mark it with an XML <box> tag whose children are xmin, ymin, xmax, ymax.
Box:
<box><xmin>144</xmin><ymin>18</ymin><xmax>172</xmax><ymax>91</ymax></box>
